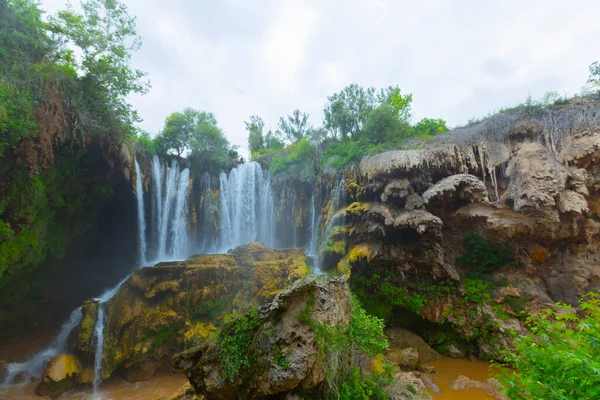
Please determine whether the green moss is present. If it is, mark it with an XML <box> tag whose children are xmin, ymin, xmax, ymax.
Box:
<box><xmin>273</xmin><ymin>345</ymin><xmax>291</xmax><ymax>368</ymax></box>
<box><xmin>345</xmin><ymin>202</ymin><xmax>369</xmax><ymax>217</ymax></box>
<box><xmin>458</xmin><ymin>233</ymin><xmax>516</xmax><ymax>275</ymax></box>
<box><xmin>218</xmin><ymin>308</ymin><xmax>261</xmax><ymax>383</ymax></box>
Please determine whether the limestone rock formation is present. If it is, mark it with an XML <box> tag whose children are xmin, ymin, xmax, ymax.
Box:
<box><xmin>174</xmin><ymin>276</ymin><xmax>431</xmax><ymax>400</ymax></box>
<box><xmin>67</xmin><ymin>243</ymin><xmax>309</xmax><ymax>382</ymax></box>
<box><xmin>422</xmin><ymin>174</ymin><xmax>488</xmax><ymax>215</ymax></box>
<box><xmin>173</xmin><ymin>277</ymin><xmax>351</xmax><ymax>399</ymax></box>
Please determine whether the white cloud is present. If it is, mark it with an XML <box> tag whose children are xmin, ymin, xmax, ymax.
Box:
<box><xmin>40</xmin><ymin>0</ymin><xmax>600</xmax><ymax>155</ymax></box>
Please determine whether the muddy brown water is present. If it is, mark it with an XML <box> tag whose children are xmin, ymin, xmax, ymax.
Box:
<box><xmin>1</xmin><ymin>332</ymin><xmax>505</xmax><ymax>399</ymax></box>
<box><xmin>425</xmin><ymin>356</ymin><xmax>506</xmax><ymax>400</ymax></box>
<box><xmin>0</xmin><ymin>373</ymin><xmax>188</xmax><ymax>400</ymax></box>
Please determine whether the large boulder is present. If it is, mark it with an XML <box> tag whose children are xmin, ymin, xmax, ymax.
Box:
<box><xmin>173</xmin><ymin>277</ymin><xmax>351</xmax><ymax>399</ymax></box>
<box><xmin>174</xmin><ymin>277</ymin><xmax>432</xmax><ymax>400</ymax></box>
<box><xmin>67</xmin><ymin>243</ymin><xmax>310</xmax><ymax>382</ymax></box>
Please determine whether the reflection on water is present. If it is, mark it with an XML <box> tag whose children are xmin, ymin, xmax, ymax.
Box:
<box><xmin>424</xmin><ymin>356</ymin><xmax>505</xmax><ymax>400</ymax></box>
<box><xmin>0</xmin><ymin>372</ymin><xmax>187</xmax><ymax>400</ymax></box>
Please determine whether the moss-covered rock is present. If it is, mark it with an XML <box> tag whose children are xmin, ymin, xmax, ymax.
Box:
<box><xmin>36</xmin><ymin>354</ymin><xmax>82</xmax><ymax>398</ymax></box>
<box><xmin>67</xmin><ymin>243</ymin><xmax>309</xmax><ymax>382</ymax></box>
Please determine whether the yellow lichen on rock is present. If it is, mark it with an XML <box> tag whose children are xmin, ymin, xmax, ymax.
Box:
<box><xmin>348</xmin><ymin>243</ymin><xmax>374</xmax><ymax>264</ymax></box>
<box><xmin>43</xmin><ymin>354</ymin><xmax>82</xmax><ymax>383</ymax></box>
<box><xmin>184</xmin><ymin>322</ymin><xmax>217</xmax><ymax>348</ymax></box>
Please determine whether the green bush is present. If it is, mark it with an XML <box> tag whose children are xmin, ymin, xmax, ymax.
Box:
<box><xmin>458</xmin><ymin>233</ymin><xmax>515</xmax><ymax>275</ymax></box>
<box><xmin>0</xmin><ymin>83</ymin><xmax>38</xmax><ymax>158</ymax></box>
<box><xmin>269</xmin><ymin>137</ymin><xmax>316</xmax><ymax>184</ymax></box>
<box><xmin>348</xmin><ymin>296</ymin><xmax>388</xmax><ymax>356</ymax></box>
<box><xmin>217</xmin><ymin>308</ymin><xmax>261</xmax><ymax>383</ymax></box>
<box><xmin>498</xmin><ymin>294</ymin><xmax>600</xmax><ymax>399</ymax></box>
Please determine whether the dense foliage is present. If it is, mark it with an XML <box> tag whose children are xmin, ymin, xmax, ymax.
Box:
<box><xmin>218</xmin><ymin>308</ymin><xmax>261</xmax><ymax>383</ymax></box>
<box><xmin>0</xmin><ymin>0</ymin><xmax>148</xmax><ymax>282</ymax></box>
<box><xmin>248</xmin><ymin>83</ymin><xmax>449</xmax><ymax>181</ymax></box>
<box><xmin>498</xmin><ymin>294</ymin><xmax>600</xmax><ymax>399</ymax></box>
<box><xmin>458</xmin><ymin>233</ymin><xmax>515</xmax><ymax>275</ymax></box>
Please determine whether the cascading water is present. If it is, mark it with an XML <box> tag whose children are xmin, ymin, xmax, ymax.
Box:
<box><xmin>89</xmin><ymin>157</ymin><xmax>191</xmax><ymax>396</ymax></box>
<box><xmin>307</xmin><ymin>194</ymin><xmax>323</xmax><ymax>274</ymax></box>
<box><xmin>171</xmin><ymin>168</ymin><xmax>190</xmax><ymax>258</ymax></box>
<box><xmin>135</xmin><ymin>158</ymin><xmax>147</xmax><ymax>267</ymax></box>
<box><xmin>216</xmin><ymin>162</ymin><xmax>275</xmax><ymax>251</ymax></box>
<box><xmin>1</xmin><ymin>307</ymin><xmax>82</xmax><ymax>385</ymax></box>
<box><xmin>148</xmin><ymin>155</ymin><xmax>191</xmax><ymax>262</ymax></box>
<box><xmin>317</xmin><ymin>176</ymin><xmax>347</xmax><ymax>269</ymax></box>
<box><xmin>92</xmin><ymin>305</ymin><xmax>105</xmax><ymax>400</ymax></box>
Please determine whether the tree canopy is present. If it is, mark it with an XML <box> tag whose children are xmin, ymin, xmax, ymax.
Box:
<box><xmin>278</xmin><ymin>109</ymin><xmax>312</xmax><ymax>144</ymax></box>
<box><xmin>153</xmin><ymin>108</ymin><xmax>239</xmax><ymax>173</ymax></box>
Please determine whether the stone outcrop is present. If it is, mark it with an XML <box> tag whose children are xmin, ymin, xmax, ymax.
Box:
<box><xmin>66</xmin><ymin>243</ymin><xmax>309</xmax><ymax>382</ymax></box>
<box><xmin>331</xmin><ymin>99</ymin><xmax>600</xmax><ymax>361</ymax></box>
<box><xmin>174</xmin><ymin>277</ymin><xmax>350</xmax><ymax>399</ymax></box>
<box><xmin>174</xmin><ymin>276</ymin><xmax>431</xmax><ymax>400</ymax></box>
<box><xmin>450</xmin><ymin>375</ymin><xmax>507</xmax><ymax>400</ymax></box>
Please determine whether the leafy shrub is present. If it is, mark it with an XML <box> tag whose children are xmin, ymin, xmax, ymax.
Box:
<box><xmin>0</xmin><ymin>83</ymin><xmax>38</xmax><ymax>158</ymax></box>
<box><xmin>498</xmin><ymin>294</ymin><xmax>600</xmax><ymax>399</ymax></box>
<box><xmin>410</xmin><ymin>118</ymin><xmax>449</xmax><ymax>138</ymax></box>
<box><xmin>458</xmin><ymin>233</ymin><xmax>515</xmax><ymax>275</ymax></box>
<box><xmin>348</xmin><ymin>296</ymin><xmax>388</xmax><ymax>356</ymax></box>
<box><xmin>218</xmin><ymin>308</ymin><xmax>260</xmax><ymax>383</ymax></box>
<box><xmin>270</xmin><ymin>137</ymin><xmax>316</xmax><ymax>184</ymax></box>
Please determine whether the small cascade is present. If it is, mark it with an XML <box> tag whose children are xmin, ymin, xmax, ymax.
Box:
<box><xmin>317</xmin><ymin>176</ymin><xmax>347</xmax><ymax>269</ymax></box>
<box><xmin>91</xmin><ymin>304</ymin><xmax>105</xmax><ymax>400</ymax></box>
<box><xmin>307</xmin><ymin>194</ymin><xmax>323</xmax><ymax>274</ymax></box>
<box><xmin>135</xmin><ymin>158</ymin><xmax>147</xmax><ymax>267</ymax></box>
<box><xmin>1</xmin><ymin>308</ymin><xmax>83</xmax><ymax>385</ymax></box>
<box><xmin>216</xmin><ymin>162</ymin><xmax>275</xmax><ymax>251</ymax></box>
<box><xmin>331</xmin><ymin>175</ymin><xmax>346</xmax><ymax>212</ymax></box>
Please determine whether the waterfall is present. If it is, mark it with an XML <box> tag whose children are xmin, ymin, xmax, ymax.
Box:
<box><xmin>1</xmin><ymin>154</ymin><xmax>192</xmax><ymax>397</ymax></box>
<box><xmin>216</xmin><ymin>162</ymin><xmax>275</xmax><ymax>251</ymax></box>
<box><xmin>171</xmin><ymin>168</ymin><xmax>190</xmax><ymax>258</ymax></box>
<box><xmin>135</xmin><ymin>158</ymin><xmax>147</xmax><ymax>267</ymax></box>
<box><xmin>307</xmin><ymin>194</ymin><xmax>323</xmax><ymax>274</ymax></box>
<box><xmin>152</xmin><ymin>155</ymin><xmax>163</xmax><ymax>258</ymax></box>
<box><xmin>92</xmin><ymin>305</ymin><xmax>105</xmax><ymax>400</ymax></box>
<box><xmin>148</xmin><ymin>156</ymin><xmax>191</xmax><ymax>262</ymax></box>
<box><xmin>1</xmin><ymin>307</ymin><xmax>82</xmax><ymax>385</ymax></box>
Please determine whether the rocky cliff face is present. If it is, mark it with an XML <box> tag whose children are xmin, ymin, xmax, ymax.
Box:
<box><xmin>317</xmin><ymin>96</ymin><xmax>600</xmax><ymax>359</ymax></box>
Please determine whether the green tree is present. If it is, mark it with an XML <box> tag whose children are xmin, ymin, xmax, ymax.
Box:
<box><xmin>48</xmin><ymin>0</ymin><xmax>150</xmax><ymax>135</ymax></box>
<box><xmin>498</xmin><ymin>294</ymin><xmax>600</xmax><ymax>399</ymax></box>
<box><xmin>188</xmin><ymin>113</ymin><xmax>237</xmax><ymax>173</ymax></box>
<box><xmin>278</xmin><ymin>109</ymin><xmax>311</xmax><ymax>144</ymax></box>
<box><xmin>377</xmin><ymin>85</ymin><xmax>412</xmax><ymax>122</ymax></box>
<box><xmin>360</xmin><ymin>104</ymin><xmax>404</xmax><ymax>144</ymax></box>
<box><xmin>264</xmin><ymin>129</ymin><xmax>285</xmax><ymax>150</ymax></box>
<box><xmin>157</xmin><ymin>109</ymin><xmax>215</xmax><ymax>156</ymax></box>
<box><xmin>323</xmin><ymin>84</ymin><xmax>377</xmax><ymax>140</ymax></box>
<box><xmin>245</xmin><ymin>115</ymin><xmax>265</xmax><ymax>154</ymax></box>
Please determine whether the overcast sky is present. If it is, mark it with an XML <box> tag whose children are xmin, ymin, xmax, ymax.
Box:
<box><xmin>41</xmin><ymin>0</ymin><xmax>600</xmax><ymax>156</ymax></box>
